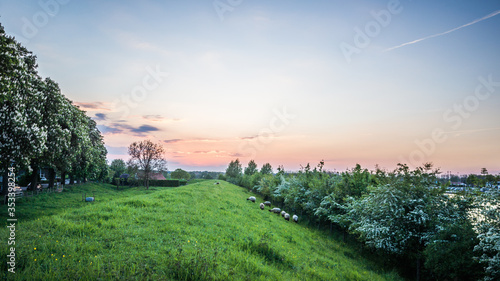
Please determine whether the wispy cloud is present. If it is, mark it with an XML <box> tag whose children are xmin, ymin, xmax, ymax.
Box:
<box><xmin>98</xmin><ymin>123</ymin><xmax>161</xmax><ymax>136</ymax></box>
<box><xmin>444</xmin><ymin>127</ymin><xmax>500</xmax><ymax>137</ymax></box>
<box><xmin>385</xmin><ymin>10</ymin><xmax>500</xmax><ymax>52</ymax></box>
<box><xmin>163</xmin><ymin>139</ymin><xmax>183</xmax><ymax>144</ymax></box>
<box><xmin>94</xmin><ymin>113</ymin><xmax>107</xmax><ymax>120</ymax></box>
<box><xmin>74</xmin><ymin>101</ymin><xmax>112</xmax><ymax>111</ymax></box>
<box><xmin>130</xmin><ymin>125</ymin><xmax>160</xmax><ymax>135</ymax></box>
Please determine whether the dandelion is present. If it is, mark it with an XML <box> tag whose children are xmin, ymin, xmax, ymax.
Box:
<box><xmin>63</xmin><ymin>255</ymin><xmax>65</xmax><ymax>258</ymax></box>
<box><xmin>34</xmin><ymin>259</ymin><xmax>37</xmax><ymax>261</ymax></box>
<box><xmin>34</xmin><ymin>247</ymin><xmax>36</xmax><ymax>250</ymax></box>
<box><xmin>55</xmin><ymin>259</ymin><xmax>58</xmax><ymax>261</ymax></box>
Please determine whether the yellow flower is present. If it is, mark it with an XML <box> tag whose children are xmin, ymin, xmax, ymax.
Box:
<box><xmin>55</xmin><ymin>259</ymin><xmax>58</xmax><ymax>261</ymax></box>
<box><xmin>51</xmin><ymin>254</ymin><xmax>53</xmax><ymax>256</ymax></box>
<box><xmin>34</xmin><ymin>247</ymin><xmax>36</xmax><ymax>250</ymax></box>
<box><xmin>63</xmin><ymin>255</ymin><xmax>65</xmax><ymax>258</ymax></box>
<box><xmin>188</xmin><ymin>240</ymin><xmax>190</xmax><ymax>243</ymax></box>
<box><xmin>34</xmin><ymin>259</ymin><xmax>37</xmax><ymax>261</ymax></box>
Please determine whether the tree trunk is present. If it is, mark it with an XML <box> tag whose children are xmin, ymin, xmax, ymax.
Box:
<box><xmin>1</xmin><ymin>167</ymin><xmax>8</xmax><ymax>196</ymax></box>
<box><xmin>330</xmin><ymin>222</ymin><xmax>333</xmax><ymax>235</ymax></box>
<box><xmin>61</xmin><ymin>171</ymin><xmax>66</xmax><ymax>187</ymax></box>
<box><xmin>69</xmin><ymin>173</ymin><xmax>75</xmax><ymax>185</ymax></box>
<box><xmin>48</xmin><ymin>168</ymin><xmax>55</xmax><ymax>189</ymax></box>
<box><xmin>30</xmin><ymin>163</ymin><xmax>39</xmax><ymax>191</ymax></box>
<box><xmin>416</xmin><ymin>257</ymin><xmax>421</xmax><ymax>281</ymax></box>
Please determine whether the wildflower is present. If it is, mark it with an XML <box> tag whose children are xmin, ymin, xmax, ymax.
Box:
<box><xmin>34</xmin><ymin>247</ymin><xmax>36</xmax><ymax>250</ymax></box>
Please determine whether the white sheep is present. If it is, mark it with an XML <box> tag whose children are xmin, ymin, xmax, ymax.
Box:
<box><xmin>269</xmin><ymin>207</ymin><xmax>281</xmax><ymax>214</ymax></box>
<box><xmin>284</xmin><ymin>213</ymin><xmax>290</xmax><ymax>221</ymax></box>
<box><xmin>281</xmin><ymin>210</ymin><xmax>286</xmax><ymax>217</ymax></box>
<box><xmin>247</xmin><ymin>196</ymin><xmax>256</xmax><ymax>203</ymax></box>
<box><xmin>259</xmin><ymin>203</ymin><xmax>265</xmax><ymax>210</ymax></box>
<box><xmin>292</xmin><ymin>214</ymin><xmax>298</xmax><ymax>223</ymax></box>
<box><xmin>263</xmin><ymin>201</ymin><xmax>271</xmax><ymax>207</ymax></box>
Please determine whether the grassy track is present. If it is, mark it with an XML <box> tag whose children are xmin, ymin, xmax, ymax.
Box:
<box><xmin>1</xmin><ymin>180</ymin><xmax>403</xmax><ymax>280</ymax></box>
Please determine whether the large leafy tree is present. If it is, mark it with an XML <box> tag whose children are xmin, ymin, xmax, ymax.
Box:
<box><xmin>128</xmin><ymin>140</ymin><xmax>167</xmax><ymax>189</ymax></box>
<box><xmin>225</xmin><ymin>159</ymin><xmax>242</xmax><ymax>184</ymax></box>
<box><xmin>171</xmin><ymin>168</ymin><xmax>191</xmax><ymax>180</ymax></box>
<box><xmin>0</xmin><ymin>23</ymin><xmax>47</xmax><ymax>194</ymax></box>
<box><xmin>244</xmin><ymin>160</ymin><xmax>258</xmax><ymax>176</ymax></box>
<box><xmin>110</xmin><ymin>159</ymin><xmax>126</xmax><ymax>179</ymax></box>
<box><xmin>346</xmin><ymin>163</ymin><xmax>442</xmax><ymax>281</ymax></box>
<box><xmin>474</xmin><ymin>189</ymin><xmax>500</xmax><ymax>281</ymax></box>
<box><xmin>260</xmin><ymin>163</ymin><xmax>273</xmax><ymax>175</ymax></box>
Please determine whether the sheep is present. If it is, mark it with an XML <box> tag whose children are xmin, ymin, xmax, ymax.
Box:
<box><xmin>284</xmin><ymin>213</ymin><xmax>290</xmax><ymax>221</ymax></box>
<box><xmin>281</xmin><ymin>210</ymin><xmax>286</xmax><ymax>217</ymax></box>
<box><xmin>259</xmin><ymin>203</ymin><xmax>265</xmax><ymax>210</ymax></box>
<box><xmin>292</xmin><ymin>214</ymin><xmax>298</xmax><ymax>223</ymax></box>
<box><xmin>269</xmin><ymin>207</ymin><xmax>281</xmax><ymax>214</ymax></box>
<box><xmin>247</xmin><ymin>196</ymin><xmax>256</xmax><ymax>203</ymax></box>
<box><xmin>263</xmin><ymin>201</ymin><xmax>271</xmax><ymax>207</ymax></box>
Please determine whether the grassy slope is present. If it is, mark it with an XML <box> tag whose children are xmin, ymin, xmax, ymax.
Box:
<box><xmin>1</xmin><ymin>181</ymin><xmax>403</xmax><ymax>280</ymax></box>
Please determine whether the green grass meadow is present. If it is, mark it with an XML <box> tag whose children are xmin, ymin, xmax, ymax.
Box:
<box><xmin>1</xmin><ymin>180</ymin><xmax>403</xmax><ymax>280</ymax></box>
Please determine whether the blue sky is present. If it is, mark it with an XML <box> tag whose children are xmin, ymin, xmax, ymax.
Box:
<box><xmin>1</xmin><ymin>0</ymin><xmax>499</xmax><ymax>174</ymax></box>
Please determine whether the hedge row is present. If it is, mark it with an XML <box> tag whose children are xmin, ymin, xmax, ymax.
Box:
<box><xmin>126</xmin><ymin>179</ymin><xmax>188</xmax><ymax>187</ymax></box>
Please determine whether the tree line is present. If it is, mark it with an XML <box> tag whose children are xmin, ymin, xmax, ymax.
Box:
<box><xmin>225</xmin><ymin>159</ymin><xmax>500</xmax><ymax>281</ymax></box>
<box><xmin>0</xmin><ymin>23</ymin><xmax>107</xmax><ymax>195</ymax></box>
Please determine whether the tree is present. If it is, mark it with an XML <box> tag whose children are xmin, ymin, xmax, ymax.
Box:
<box><xmin>128</xmin><ymin>140</ymin><xmax>167</xmax><ymax>189</ymax></box>
<box><xmin>0</xmin><ymin>23</ymin><xmax>47</xmax><ymax>195</ymax></box>
<box><xmin>110</xmin><ymin>159</ymin><xmax>126</xmax><ymax>179</ymax></box>
<box><xmin>260</xmin><ymin>163</ymin><xmax>273</xmax><ymax>175</ymax></box>
<box><xmin>346</xmin><ymin>163</ymin><xmax>442</xmax><ymax>281</ymax></box>
<box><xmin>474</xmin><ymin>189</ymin><xmax>500</xmax><ymax>281</ymax></box>
<box><xmin>244</xmin><ymin>160</ymin><xmax>258</xmax><ymax>176</ymax></box>
<box><xmin>171</xmin><ymin>168</ymin><xmax>191</xmax><ymax>180</ymax></box>
<box><xmin>225</xmin><ymin>159</ymin><xmax>242</xmax><ymax>184</ymax></box>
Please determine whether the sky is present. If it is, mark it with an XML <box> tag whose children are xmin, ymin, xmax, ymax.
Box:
<box><xmin>1</xmin><ymin>0</ymin><xmax>499</xmax><ymax>174</ymax></box>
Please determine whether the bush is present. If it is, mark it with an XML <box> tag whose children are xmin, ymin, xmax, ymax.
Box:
<box><xmin>128</xmin><ymin>179</ymin><xmax>183</xmax><ymax>187</ymax></box>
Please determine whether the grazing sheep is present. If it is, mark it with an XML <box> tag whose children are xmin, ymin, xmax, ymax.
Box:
<box><xmin>260</xmin><ymin>203</ymin><xmax>265</xmax><ymax>210</ymax></box>
<box><xmin>292</xmin><ymin>214</ymin><xmax>298</xmax><ymax>223</ymax></box>
<box><xmin>263</xmin><ymin>201</ymin><xmax>271</xmax><ymax>207</ymax></box>
<box><xmin>281</xmin><ymin>210</ymin><xmax>286</xmax><ymax>217</ymax></box>
<box><xmin>247</xmin><ymin>196</ymin><xmax>256</xmax><ymax>202</ymax></box>
<box><xmin>284</xmin><ymin>213</ymin><xmax>290</xmax><ymax>221</ymax></box>
<box><xmin>269</xmin><ymin>207</ymin><xmax>281</xmax><ymax>214</ymax></box>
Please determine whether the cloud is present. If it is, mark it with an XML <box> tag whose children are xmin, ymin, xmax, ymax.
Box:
<box><xmin>142</xmin><ymin>115</ymin><xmax>164</xmax><ymax>121</ymax></box>
<box><xmin>105</xmin><ymin>146</ymin><xmax>128</xmax><ymax>155</ymax></box>
<box><xmin>130</xmin><ymin>125</ymin><xmax>160</xmax><ymax>135</ymax></box>
<box><xmin>98</xmin><ymin>123</ymin><xmax>161</xmax><ymax>136</ymax></box>
<box><xmin>74</xmin><ymin>101</ymin><xmax>111</xmax><ymax>111</ymax></box>
<box><xmin>385</xmin><ymin>10</ymin><xmax>500</xmax><ymax>52</ymax></box>
<box><xmin>142</xmin><ymin>115</ymin><xmax>181</xmax><ymax>122</ymax></box>
<box><xmin>163</xmin><ymin>139</ymin><xmax>183</xmax><ymax>144</ymax></box>
<box><xmin>97</xmin><ymin>125</ymin><xmax>123</xmax><ymax>134</ymax></box>
<box><xmin>94</xmin><ymin>113</ymin><xmax>107</xmax><ymax>120</ymax></box>
<box><xmin>240</xmin><ymin>135</ymin><xmax>258</xmax><ymax>140</ymax></box>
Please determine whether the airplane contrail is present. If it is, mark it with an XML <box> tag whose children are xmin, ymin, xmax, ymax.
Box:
<box><xmin>385</xmin><ymin>9</ymin><xmax>500</xmax><ymax>52</ymax></box>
